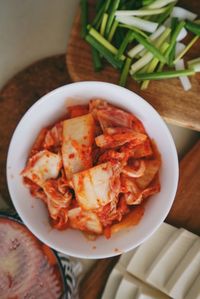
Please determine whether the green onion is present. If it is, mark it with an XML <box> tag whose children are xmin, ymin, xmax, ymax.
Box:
<box><xmin>95</xmin><ymin>0</ymin><xmax>104</xmax><ymax>12</ymax></box>
<box><xmin>130</xmin><ymin>31</ymin><xmax>167</xmax><ymax>63</ymax></box>
<box><xmin>105</xmin><ymin>0</ymin><xmax>112</xmax><ymax>12</ymax></box>
<box><xmin>174</xmin><ymin>35</ymin><xmax>199</xmax><ymax>64</ymax></box>
<box><xmin>115</xmin><ymin>7</ymin><xmax>167</xmax><ymax>17</ymax></box>
<box><xmin>142</xmin><ymin>0</ymin><xmax>156</xmax><ymax>6</ymax></box>
<box><xmin>92</xmin><ymin>2</ymin><xmax>106</xmax><ymax>29</ymax></box>
<box><xmin>138</xmin><ymin>27</ymin><xmax>170</xmax><ymax>57</ymax></box>
<box><xmin>80</xmin><ymin>0</ymin><xmax>88</xmax><ymax>38</ymax></box>
<box><xmin>116</xmin><ymin>30</ymin><xmax>133</xmax><ymax>59</ymax></box>
<box><xmin>188</xmin><ymin>57</ymin><xmax>200</xmax><ymax>71</ymax></box>
<box><xmin>91</xmin><ymin>47</ymin><xmax>103</xmax><ymax>72</ymax></box>
<box><xmin>114</xmin><ymin>27</ymin><xmax>126</xmax><ymax>48</ymax></box>
<box><xmin>118</xmin><ymin>24</ymin><xmax>149</xmax><ymax>38</ymax></box>
<box><xmin>164</xmin><ymin>20</ymin><xmax>185</xmax><ymax>63</ymax></box>
<box><xmin>119</xmin><ymin>58</ymin><xmax>132</xmax><ymax>86</ymax></box>
<box><xmin>155</xmin><ymin>3</ymin><xmax>174</xmax><ymax>24</ymax></box>
<box><xmin>157</xmin><ymin>61</ymin><xmax>165</xmax><ymax>71</ymax></box>
<box><xmin>100</xmin><ymin>13</ymin><xmax>109</xmax><ymax>36</ymax></box>
<box><xmin>141</xmin><ymin>41</ymin><xmax>169</xmax><ymax>89</ymax></box>
<box><xmin>85</xmin><ymin>34</ymin><xmax>123</xmax><ymax>69</ymax></box>
<box><xmin>168</xmin><ymin>17</ymin><xmax>178</xmax><ymax>65</ymax></box>
<box><xmin>133</xmin><ymin>69</ymin><xmax>195</xmax><ymax>80</ymax></box>
<box><xmin>185</xmin><ymin>20</ymin><xmax>200</xmax><ymax>36</ymax></box>
<box><xmin>147</xmin><ymin>0</ymin><xmax>176</xmax><ymax>9</ymax></box>
<box><xmin>105</xmin><ymin>0</ymin><xmax>120</xmax><ymax>37</ymax></box>
<box><xmin>108</xmin><ymin>20</ymin><xmax>118</xmax><ymax>42</ymax></box>
<box><xmin>88</xmin><ymin>26</ymin><xmax>125</xmax><ymax>60</ymax></box>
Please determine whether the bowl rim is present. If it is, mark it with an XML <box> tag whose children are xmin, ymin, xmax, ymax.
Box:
<box><xmin>6</xmin><ymin>81</ymin><xmax>179</xmax><ymax>259</ymax></box>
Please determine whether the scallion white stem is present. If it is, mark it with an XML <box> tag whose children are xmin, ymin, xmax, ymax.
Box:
<box><xmin>116</xmin><ymin>15</ymin><xmax>159</xmax><ymax>33</ymax></box>
<box><xmin>147</xmin><ymin>0</ymin><xmax>176</xmax><ymax>9</ymax></box>
<box><xmin>188</xmin><ymin>57</ymin><xmax>200</xmax><ymax>72</ymax></box>
<box><xmin>130</xmin><ymin>52</ymin><xmax>154</xmax><ymax>74</ymax></box>
<box><xmin>115</xmin><ymin>7</ymin><xmax>166</xmax><ymax>17</ymax></box>
<box><xmin>175</xmin><ymin>42</ymin><xmax>186</xmax><ymax>57</ymax></box>
<box><xmin>171</xmin><ymin>7</ymin><xmax>197</xmax><ymax>21</ymax></box>
<box><xmin>175</xmin><ymin>59</ymin><xmax>192</xmax><ymax>91</ymax></box>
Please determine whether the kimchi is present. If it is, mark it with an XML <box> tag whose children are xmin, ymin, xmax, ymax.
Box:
<box><xmin>21</xmin><ymin>99</ymin><xmax>161</xmax><ymax>239</ymax></box>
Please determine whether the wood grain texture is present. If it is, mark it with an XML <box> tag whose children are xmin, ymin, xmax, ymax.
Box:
<box><xmin>66</xmin><ymin>0</ymin><xmax>200</xmax><ymax>131</ymax></box>
<box><xmin>0</xmin><ymin>55</ymin><xmax>71</xmax><ymax>207</ymax></box>
<box><xmin>79</xmin><ymin>257</ymin><xmax>119</xmax><ymax>299</ymax></box>
<box><xmin>166</xmin><ymin>139</ymin><xmax>200</xmax><ymax>235</ymax></box>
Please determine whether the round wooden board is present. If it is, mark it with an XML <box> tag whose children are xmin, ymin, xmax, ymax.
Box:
<box><xmin>66</xmin><ymin>0</ymin><xmax>200</xmax><ymax>131</ymax></box>
<box><xmin>0</xmin><ymin>54</ymin><xmax>71</xmax><ymax>207</ymax></box>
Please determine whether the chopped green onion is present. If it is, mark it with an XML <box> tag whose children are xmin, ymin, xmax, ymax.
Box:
<box><xmin>118</xmin><ymin>24</ymin><xmax>149</xmax><ymax>38</ymax></box>
<box><xmin>95</xmin><ymin>0</ymin><xmax>104</xmax><ymax>13</ymax></box>
<box><xmin>188</xmin><ymin>57</ymin><xmax>200</xmax><ymax>65</ymax></box>
<box><xmin>157</xmin><ymin>61</ymin><xmax>165</xmax><ymax>71</ymax></box>
<box><xmin>130</xmin><ymin>52</ymin><xmax>154</xmax><ymax>74</ymax></box>
<box><xmin>116</xmin><ymin>30</ymin><xmax>133</xmax><ymax>59</ymax></box>
<box><xmin>142</xmin><ymin>0</ymin><xmax>156</xmax><ymax>6</ymax></box>
<box><xmin>85</xmin><ymin>34</ymin><xmax>123</xmax><ymax>69</ymax></box>
<box><xmin>185</xmin><ymin>20</ymin><xmax>200</xmax><ymax>36</ymax></box>
<box><xmin>100</xmin><ymin>13</ymin><xmax>108</xmax><ymax>36</ymax></box>
<box><xmin>116</xmin><ymin>15</ymin><xmax>159</xmax><ymax>33</ymax></box>
<box><xmin>133</xmin><ymin>69</ymin><xmax>195</xmax><ymax>80</ymax></box>
<box><xmin>91</xmin><ymin>47</ymin><xmax>103</xmax><ymax>72</ymax></box>
<box><xmin>114</xmin><ymin>27</ymin><xmax>125</xmax><ymax>48</ymax></box>
<box><xmin>88</xmin><ymin>26</ymin><xmax>125</xmax><ymax>60</ymax></box>
<box><xmin>105</xmin><ymin>0</ymin><xmax>120</xmax><ymax>37</ymax></box>
<box><xmin>147</xmin><ymin>0</ymin><xmax>176</xmax><ymax>9</ymax></box>
<box><xmin>175</xmin><ymin>59</ymin><xmax>192</xmax><ymax>91</ymax></box>
<box><xmin>80</xmin><ymin>0</ymin><xmax>88</xmax><ymax>38</ymax></box>
<box><xmin>138</xmin><ymin>27</ymin><xmax>170</xmax><ymax>57</ymax></box>
<box><xmin>131</xmin><ymin>30</ymin><xmax>169</xmax><ymax>63</ymax></box>
<box><xmin>92</xmin><ymin>1</ymin><xmax>107</xmax><ymax>29</ymax></box>
<box><xmin>115</xmin><ymin>7</ymin><xmax>167</xmax><ymax>17</ymax></box>
<box><xmin>174</xmin><ymin>35</ymin><xmax>199</xmax><ymax>64</ymax></box>
<box><xmin>188</xmin><ymin>57</ymin><xmax>200</xmax><ymax>72</ymax></box>
<box><xmin>105</xmin><ymin>0</ymin><xmax>112</xmax><ymax>12</ymax></box>
<box><xmin>108</xmin><ymin>20</ymin><xmax>118</xmax><ymax>42</ymax></box>
<box><xmin>119</xmin><ymin>58</ymin><xmax>132</xmax><ymax>86</ymax></box>
<box><xmin>141</xmin><ymin>41</ymin><xmax>169</xmax><ymax>89</ymax></box>
<box><xmin>164</xmin><ymin>20</ymin><xmax>185</xmax><ymax>63</ymax></box>
<box><xmin>168</xmin><ymin>17</ymin><xmax>178</xmax><ymax>65</ymax></box>
<box><xmin>153</xmin><ymin>3</ymin><xmax>174</xmax><ymax>24</ymax></box>
<box><xmin>171</xmin><ymin>7</ymin><xmax>197</xmax><ymax>21</ymax></box>
<box><xmin>128</xmin><ymin>25</ymin><xmax>166</xmax><ymax>58</ymax></box>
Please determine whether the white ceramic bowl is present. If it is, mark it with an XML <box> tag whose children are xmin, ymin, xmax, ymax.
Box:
<box><xmin>7</xmin><ymin>82</ymin><xmax>179</xmax><ymax>259</ymax></box>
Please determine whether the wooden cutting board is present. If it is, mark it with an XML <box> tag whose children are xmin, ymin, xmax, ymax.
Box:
<box><xmin>79</xmin><ymin>139</ymin><xmax>200</xmax><ymax>299</ymax></box>
<box><xmin>0</xmin><ymin>55</ymin><xmax>71</xmax><ymax>208</ymax></box>
<box><xmin>67</xmin><ymin>0</ymin><xmax>200</xmax><ymax>131</ymax></box>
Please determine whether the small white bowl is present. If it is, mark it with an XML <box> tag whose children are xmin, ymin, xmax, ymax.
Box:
<box><xmin>7</xmin><ymin>82</ymin><xmax>179</xmax><ymax>259</ymax></box>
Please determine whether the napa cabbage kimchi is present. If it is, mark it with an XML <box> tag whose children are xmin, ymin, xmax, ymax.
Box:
<box><xmin>21</xmin><ymin>99</ymin><xmax>161</xmax><ymax>239</ymax></box>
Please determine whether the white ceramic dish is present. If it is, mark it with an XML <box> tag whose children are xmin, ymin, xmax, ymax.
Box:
<box><xmin>6</xmin><ymin>82</ymin><xmax>179</xmax><ymax>259</ymax></box>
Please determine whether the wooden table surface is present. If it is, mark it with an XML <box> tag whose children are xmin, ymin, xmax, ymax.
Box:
<box><xmin>67</xmin><ymin>0</ymin><xmax>200</xmax><ymax>131</ymax></box>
